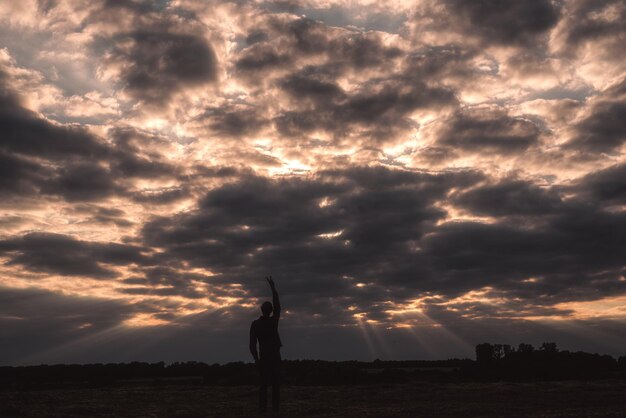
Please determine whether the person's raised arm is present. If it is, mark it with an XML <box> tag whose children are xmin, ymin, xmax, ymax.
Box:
<box><xmin>267</xmin><ymin>276</ymin><xmax>280</xmax><ymax>319</ymax></box>
<box><xmin>249</xmin><ymin>322</ymin><xmax>259</xmax><ymax>362</ymax></box>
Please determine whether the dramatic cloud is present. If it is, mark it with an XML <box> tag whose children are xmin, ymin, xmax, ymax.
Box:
<box><xmin>0</xmin><ymin>232</ymin><xmax>147</xmax><ymax>278</ymax></box>
<box><xmin>1</xmin><ymin>0</ymin><xmax>626</xmax><ymax>365</ymax></box>
<box><xmin>566</xmin><ymin>78</ymin><xmax>626</xmax><ymax>153</ymax></box>
<box><xmin>0</xmin><ymin>85</ymin><xmax>111</xmax><ymax>160</ymax></box>
<box><xmin>434</xmin><ymin>109</ymin><xmax>542</xmax><ymax>155</ymax></box>
<box><xmin>445</xmin><ymin>0</ymin><xmax>561</xmax><ymax>46</ymax></box>
<box><xmin>453</xmin><ymin>178</ymin><xmax>564</xmax><ymax>217</ymax></box>
<box><xmin>105</xmin><ymin>31</ymin><xmax>218</xmax><ymax>105</ymax></box>
<box><xmin>575</xmin><ymin>162</ymin><xmax>626</xmax><ymax>205</ymax></box>
<box><xmin>555</xmin><ymin>0</ymin><xmax>626</xmax><ymax>59</ymax></box>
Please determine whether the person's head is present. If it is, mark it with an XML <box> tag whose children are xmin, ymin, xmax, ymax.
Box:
<box><xmin>261</xmin><ymin>301</ymin><xmax>273</xmax><ymax>317</ymax></box>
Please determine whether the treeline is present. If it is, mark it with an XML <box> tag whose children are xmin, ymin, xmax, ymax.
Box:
<box><xmin>468</xmin><ymin>342</ymin><xmax>626</xmax><ymax>381</ymax></box>
<box><xmin>0</xmin><ymin>359</ymin><xmax>469</xmax><ymax>390</ymax></box>
<box><xmin>2</xmin><ymin>344</ymin><xmax>625</xmax><ymax>389</ymax></box>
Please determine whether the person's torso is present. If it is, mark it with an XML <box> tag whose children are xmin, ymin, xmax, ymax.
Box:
<box><xmin>253</xmin><ymin>316</ymin><xmax>282</xmax><ymax>356</ymax></box>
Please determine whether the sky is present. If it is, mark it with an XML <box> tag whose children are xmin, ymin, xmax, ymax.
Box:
<box><xmin>1</xmin><ymin>0</ymin><xmax>626</xmax><ymax>366</ymax></box>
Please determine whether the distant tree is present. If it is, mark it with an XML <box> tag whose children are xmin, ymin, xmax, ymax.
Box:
<box><xmin>493</xmin><ymin>344</ymin><xmax>504</xmax><ymax>361</ymax></box>
<box><xmin>540</xmin><ymin>342</ymin><xmax>558</xmax><ymax>353</ymax></box>
<box><xmin>518</xmin><ymin>343</ymin><xmax>534</xmax><ymax>354</ymax></box>
<box><xmin>503</xmin><ymin>344</ymin><xmax>515</xmax><ymax>358</ymax></box>
<box><xmin>476</xmin><ymin>343</ymin><xmax>495</xmax><ymax>365</ymax></box>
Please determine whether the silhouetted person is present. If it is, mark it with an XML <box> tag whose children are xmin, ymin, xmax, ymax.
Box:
<box><xmin>250</xmin><ymin>276</ymin><xmax>282</xmax><ymax>414</ymax></box>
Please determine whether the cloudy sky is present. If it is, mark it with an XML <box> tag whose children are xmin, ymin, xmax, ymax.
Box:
<box><xmin>1</xmin><ymin>0</ymin><xmax>626</xmax><ymax>365</ymax></box>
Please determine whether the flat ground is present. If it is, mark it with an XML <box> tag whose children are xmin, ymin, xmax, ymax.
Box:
<box><xmin>2</xmin><ymin>380</ymin><xmax>626</xmax><ymax>417</ymax></box>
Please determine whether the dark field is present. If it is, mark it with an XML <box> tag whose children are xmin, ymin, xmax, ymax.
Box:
<box><xmin>2</xmin><ymin>380</ymin><xmax>626</xmax><ymax>417</ymax></box>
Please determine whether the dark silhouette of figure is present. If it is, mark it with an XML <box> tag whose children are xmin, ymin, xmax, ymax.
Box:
<box><xmin>250</xmin><ymin>276</ymin><xmax>282</xmax><ymax>414</ymax></box>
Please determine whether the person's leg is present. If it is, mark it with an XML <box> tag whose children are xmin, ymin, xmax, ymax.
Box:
<box><xmin>271</xmin><ymin>373</ymin><xmax>280</xmax><ymax>412</ymax></box>
<box><xmin>260</xmin><ymin>384</ymin><xmax>268</xmax><ymax>413</ymax></box>
<box><xmin>271</xmin><ymin>358</ymin><xmax>281</xmax><ymax>412</ymax></box>
<box><xmin>259</xmin><ymin>362</ymin><xmax>269</xmax><ymax>413</ymax></box>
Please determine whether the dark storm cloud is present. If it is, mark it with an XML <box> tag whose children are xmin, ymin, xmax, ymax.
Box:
<box><xmin>119</xmin><ymin>286</ymin><xmax>168</xmax><ymax>296</ymax></box>
<box><xmin>280</xmin><ymin>17</ymin><xmax>402</xmax><ymax>67</ymax></box>
<box><xmin>141</xmin><ymin>174</ymin><xmax>349</xmax><ymax>275</ymax></box>
<box><xmin>235</xmin><ymin>44</ymin><xmax>291</xmax><ymax>72</ymax></box>
<box><xmin>135</xmin><ymin>164</ymin><xmax>626</xmax><ymax>325</ymax></box>
<box><xmin>234</xmin><ymin>16</ymin><xmax>459</xmax><ymax>142</ymax></box>
<box><xmin>565</xmin><ymin>78</ymin><xmax>626</xmax><ymax>153</ymax></box>
<box><xmin>235</xmin><ymin>17</ymin><xmax>402</xmax><ymax>76</ymax></box>
<box><xmin>0</xmin><ymin>151</ymin><xmax>50</xmax><ymax>198</ymax></box>
<box><xmin>0</xmin><ymin>85</ymin><xmax>116</xmax><ymax>201</ymax></box>
<box><xmin>416</xmin><ymin>205</ymin><xmax>626</xmax><ymax>302</ymax></box>
<box><xmin>84</xmin><ymin>0</ymin><xmax>218</xmax><ymax>106</ymax></box>
<box><xmin>36</xmin><ymin>0</ymin><xmax>58</xmax><ymax>14</ymax></box>
<box><xmin>435</xmin><ymin>109</ymin><xmax>541</xmax><ymax>154</ymax></box>
<box><xmin>279</xmin><ymin>69</ymin><xmax>345</xmax><ymax>104</ymax></box>
<box><xmin>117</xmin><ymin>265</ymin><xmax>229</xmax><ymax>300</ymax></box>
<box><xmin>100</xmin><ymin>0</ymin><xmax>164</xmax><ymax>14</ymax></box>
<box><xmin>453</xmin><ymin>179</ymin><xmax>564</xmax><ymax>217</ymax></box>
<box><xmin>108</xmin><ymin>127</ymin><xmax>179</xmax><ymax>178</ymax></box>
<box><xmin>107</xmin><ymin>31</ymin><xmax>217</xmax><ymax>105</ymax></box>
<box><xmin>134</xmin><ymin>265</ymin><xmax>205</xmax><ymax>287</ymax></box>
<box><xmin>113</xmin><ymin>150</ymin><xmax>178</xmax><ymax>180</ymax></box>
<box><xmin>417</xmin><ymin>171</ymin><xmax>626</xmax><ymax>301</ymax></box>
<box><xmin>0</xmin><ymin>76</ymin><xmax>177</xmax><ymax>202</ymax></box>
<box><xmin>0</xmin><ymin>215</ymin><xmax>29</xmax><ymax>230</ymax></box>
<box><xmin>193</xmin><ymin>105</ymin><xmax>268</xmax><ymax>138</ymax></box>
<box><xmin>270</xmin><ymin>17</ymin><xmax>334</xmax><ymax>56</ymax></box>
<box><xmin>324</xmin><ymin>165</ymin><xmax>483</xmax><ymax>193</ymax></box>
<box><xmin>118</xmin><ymin>285</ymin><xmax>203</xmax><ymax>298</ymax></box>
<box><xmin>275</xmin><ymin>74</ymin><xmax>456</xmax><ymax>141</ymax></box>
<box><xmin>573</xmin><ymin>162</ymin><xmax>626</xmax><ymax>205</ymax></box>
<box><xmin>245</xmin><ymin>30</ymin><xmax>269</xmax><ymax>45</ymax></box>
<box><xmin>140</xmin><ymin>167</ymin><xmax>483</xmax><ymax>310</ymax></box>
<box><xmin>329</xmin><ymin>32</ymin><xmax>402</xmax><ymax>68</ymax></box>
<box><xmin>41</xmin><ymin>163</ymin><xmax>123</xmax><ymax>202</ymax></box>
<box><xmin>444</xmin><ymin>0</ymin><xmax>561</xmax><ymax>46</ymax></box>
<box><xmin>559</xmin><ymin>0</ymin><xmax>626</xmax><ymax>56</ymax></box>
<box><xmin>69</xmin><ymin>205</ymin><xmax>134</xmax><ymax>227</ymax></box>
<box><xmin>337</xmin><ymin>80</ymin><xmax>454</xmax><ymax>127</ymax></box>
<box><xmin>0</xmin><ymin>88</ymin><xmax>111</xmax><ymax>160</ymax></box>
<box><xmin>0</xmin><ymin>233</ymin><xmax>147</xmax><ymax>278</ymax></box>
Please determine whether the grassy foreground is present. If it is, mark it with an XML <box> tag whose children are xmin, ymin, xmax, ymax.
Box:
<box><xmin>2</xmin><ymin>380</ymin><xmax>626</xmax><ymax>417</ymax></box>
